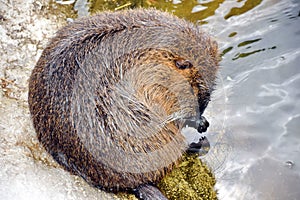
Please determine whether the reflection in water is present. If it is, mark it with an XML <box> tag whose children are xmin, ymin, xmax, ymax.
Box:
<box><xmin>223</xmin><ymin>37</ymin><xmax>277</xmax><ymax>60</ymax></box>
<box><xmin>237</xmin><ymin>38</ymin><xmax>262</xmax><ymax>47</ymax></box>
<box><xmin>224</xmin><ymin>0</ymin><xmax>263</xmax><ymax>19</ymax></box>
<box><xmin>169</xmin><ymin>0</ymin><xmax>226</xmax><ymax>24</ymax></box>
<box><xmin>221</xmin><ymin>46</ymin><xmax>233</xmax><ymax>56</ymax></box>
<box><xmin>228</xmin><ymin>32</ymin><xmax>237</xmax><ymax>37</ymax></box>
<box><xmin>90</xmin><ymin>0</ymin><xmax>225</xmax><ymax>24</ymax></box>
<box><xmin>88</xmin><ymin>0</ymin><xmax>264</xmax><ymax>24</ymax></box>
<box><xmin>231</xmin><ymin>38</ymin><xmax>277</xmax><ymax>60</ymax></box>
<box><xmin>233</xmin><ymin>46</ymin><xmax>277</xmax><ymax>60</ymax></box>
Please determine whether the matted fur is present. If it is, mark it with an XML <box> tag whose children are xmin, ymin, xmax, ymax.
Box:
<box><xmin>28</xmin><ymin>9</ymin><xmax>218</xmax><ymax>192</ymax></box>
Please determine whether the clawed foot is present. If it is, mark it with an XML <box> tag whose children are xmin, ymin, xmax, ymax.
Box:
<box><xmin>197</xmin><ymin>116</ymin><xmax>209</xmax><ymax>133</ymax></box>
<box><xmin>187</xmin><ymin>136</ymin><xmax>210</xmax><ymax>155</ymax></box>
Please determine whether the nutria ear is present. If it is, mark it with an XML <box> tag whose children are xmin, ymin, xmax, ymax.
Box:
<box><xmin>175</xmin><ymin>59</ymin><xmax>193</xmax><ymax>69</ymax></box>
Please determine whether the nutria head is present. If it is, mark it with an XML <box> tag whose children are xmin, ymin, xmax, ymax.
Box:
<box><xmin>28</xmin><ymin>9</ymin><xmax>218</xmax><ymax>192</ymax></box>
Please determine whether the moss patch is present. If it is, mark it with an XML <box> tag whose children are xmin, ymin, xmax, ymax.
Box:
<box><xmin>158</xmin><ymin>153</ymin><xmax>218</xmax><ymax>200</ymax></box>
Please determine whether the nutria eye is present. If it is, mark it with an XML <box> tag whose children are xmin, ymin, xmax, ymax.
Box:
<box><xmin>175</xmin><ymin>59</ymin><xmax>193</xmax><ymax>69</ymax></box>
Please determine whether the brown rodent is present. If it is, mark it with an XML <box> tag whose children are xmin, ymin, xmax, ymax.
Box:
<box><xmin>28</xmin><ymin>9</ymin><xmax>218</xmax><ymax>199</ymax></box>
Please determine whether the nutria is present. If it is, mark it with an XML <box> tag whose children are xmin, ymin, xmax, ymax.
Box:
<box><xmin>28</xmin><ymin>9</ymin><xmax>219</xmax><ymax>199</ymax></box>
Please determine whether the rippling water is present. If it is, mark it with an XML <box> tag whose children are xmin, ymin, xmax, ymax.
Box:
<box><xmin>86</xmin><ymin>0</ymin><xmax>300</xmax><ymax>199</ymax></box>
<box><xmin>207</xmin><ymin>1</ymin><xmax>300</xmax><ymax>199</ymax></box>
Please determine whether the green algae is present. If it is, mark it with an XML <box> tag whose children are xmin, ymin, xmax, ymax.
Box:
<box><xmin>116</xmin><ymin>153</ymin><xmax>218</xmax><ymax>200</ymax></box>
<box><xmin>117</xmin><ymin>193</ymin><xmax>137</xmax><ymax>200</ymax></box>
<box><xmin>88</xmin><ymin>0</ymin><xmax>225</xmax><ymax>24</ymax></box>
<box><xmin>158</xmin><ymin>153</ymin><xmax>218</xmax><ymax>200</ymax></box>
<box><xmin>224</xmin><ymin>0</ymin><xmax>263</xmax><ymax>19</ymax></box>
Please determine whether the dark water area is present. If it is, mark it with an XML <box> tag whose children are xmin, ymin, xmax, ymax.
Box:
<box><xmin>63</xmin><ymin>0</ymin><xmax>300</xmax><ymax>199</ymax></box>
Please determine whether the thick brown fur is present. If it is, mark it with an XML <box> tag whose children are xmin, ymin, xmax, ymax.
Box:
<box><xmin>28</xmin><ymin>9</ymin><xmax>219</xmax><ymax>192</ymax></box>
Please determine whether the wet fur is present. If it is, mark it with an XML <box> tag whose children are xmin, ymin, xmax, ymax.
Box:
<box><xmin>28</xmin><ymin>9</ymin><xmax>218</xmax><ymax>192</ymax></box>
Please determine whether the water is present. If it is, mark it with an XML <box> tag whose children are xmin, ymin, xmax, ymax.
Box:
<box><xmin>199</xmin><ymin>0</ymin><xmax>300</xmax><ymax>199</ymax></box>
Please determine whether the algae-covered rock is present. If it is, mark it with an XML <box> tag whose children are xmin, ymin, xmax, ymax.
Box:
<box><xmin>158</xmin><ymin>153</ymin><xmax>217</xmax><ymax>200</ymax></box>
